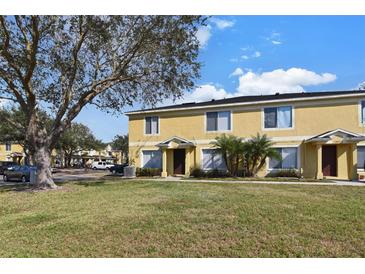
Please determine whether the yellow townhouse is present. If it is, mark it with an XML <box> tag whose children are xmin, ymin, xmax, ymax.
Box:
<box><xmin>0</xmin><ymin>142</ymin><xmax>25</xmax><ymax>164</ymax></box>
<box><xmin>127</xmin><ymin>90</ymin><xmax>365</xmax><ymax>181</ymax></box>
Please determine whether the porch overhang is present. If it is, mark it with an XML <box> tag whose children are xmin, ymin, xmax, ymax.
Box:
<box><xmin>305</xmin><ymin>128</ymin><xmax>365</xmax><ymax>144</ymax></box>
<box><xmin>156</xmin><ymin>136</ymin><xmax>195</xmax><ymax>148</ymax></box>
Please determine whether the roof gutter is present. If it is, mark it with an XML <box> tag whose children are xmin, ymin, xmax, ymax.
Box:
<box><xmin>125</xmin><ymin>93</ymin><xmax>365</xmax><ymax>116</ymax></box>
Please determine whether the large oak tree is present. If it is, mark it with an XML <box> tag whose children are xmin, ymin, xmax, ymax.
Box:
<box><xmin>0</xmin><ymin>16</ymin><xmax>203</xmax><ymax>189</ymax></box>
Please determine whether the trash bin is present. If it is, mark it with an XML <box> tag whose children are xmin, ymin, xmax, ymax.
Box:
<box><xmin>123</xmin><ymin>166</ymin><xmax>136</xmax><ymax>178</ymax></box>
<box><xmin>30</xmin><ymin>167</ymin><xmax>37</xmax><ymax>185</ymax></box>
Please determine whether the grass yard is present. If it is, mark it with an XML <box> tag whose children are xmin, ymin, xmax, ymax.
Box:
<box><xmin>0</xmin><ymin>180</ymin><xmax>364</xmax><ymax>257</ymax></box>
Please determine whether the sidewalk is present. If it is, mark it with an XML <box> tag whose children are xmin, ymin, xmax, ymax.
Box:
<box><xmin>134</xmin><ymin>177</ymin><xmax>365</xmax><ymax>186</ymax></box>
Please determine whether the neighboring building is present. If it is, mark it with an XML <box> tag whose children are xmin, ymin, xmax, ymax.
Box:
<box><xmin>52</xmin><ymin>144</ymin><xmax>124</xmax><ymax>167</ymax></box>
<box><xmin>127</xmin><ymin>90</ymin><xmax>365</xmax><ymax>180</ymax></box>
<box><xmin>0</xmin><ymin>142</ymin><xmax>122</xmax><ymax>167</ymax></box>
<box><xmin>0</xmin><ymin>142</ymin><xmax>25</xmax><ymax>164</ymax></box>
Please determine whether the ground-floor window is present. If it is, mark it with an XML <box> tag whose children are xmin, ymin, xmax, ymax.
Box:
<box><xmin>269</xmin><ymin>147</ymin><xmax>298</xmax><ymax>169</ymax></box>
<box><xmin>357</xmin><ymin>146</ymin><xmax>365</xmax><ymax>169</ymax></box>
<box><xmin>202</xmin><ymin>149</ymin><xmax>227</xmax><ymax>170</ymax></box>
<box><xmin>142</xmin><ymin>150</ymin><xmax>162</xmax><ymax>168</ymax></box>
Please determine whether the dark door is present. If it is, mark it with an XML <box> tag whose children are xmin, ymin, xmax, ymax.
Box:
<box><xmin>173</xmin><ymin>149</ymin><xmax>185</xmax><ymax>175</ymax></box>
<box><xmin>322</xmin><ymin>145</ymin><xmax>337</xmax><ymax>177</ymax></box>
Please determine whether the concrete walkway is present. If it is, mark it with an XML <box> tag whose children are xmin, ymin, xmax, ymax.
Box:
<box><xmin>134</xmin><ymin>177</ymin><xmax>365</xmax><ymax>186</ymax></box>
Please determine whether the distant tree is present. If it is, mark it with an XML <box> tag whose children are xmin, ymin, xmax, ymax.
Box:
<box><xmin>359</xmin><ymin>82</ymin><xmax>365</xmax><ymax>90</ymax></box>
<box><xmin>0</xmin><ymin>16</ymin><xmax>203</xmax><ymax>188</ymax></box>
<box><xmin>111</xmin><ymin>134</ymin><xmax>128</xmax><ymax>162</ymax></box>
<box><xmin>56</xmin><ymin>123</ymin><xmax>103</xmax><ymax>167</ymax></box>
<box><xmin>0</xmin><ymin>107</ymin><xmax>51</xmax><ymax>164</ymax></box>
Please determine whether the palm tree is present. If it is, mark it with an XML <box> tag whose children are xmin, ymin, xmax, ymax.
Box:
<box><xmin>244</xmin><ymin>133</ymin><xmax>281</xmax><ymax>176</ymax></box>
<box><xmin>211</xmin><ymin>134</ymin><xmax>245</xmax><ymax>176</ymax></box>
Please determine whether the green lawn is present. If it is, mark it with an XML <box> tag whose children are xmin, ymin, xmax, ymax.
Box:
<box><xmin>0</xmin><ymin>180</ymin><xmax>364</xmax><ymax>257</ymax></box>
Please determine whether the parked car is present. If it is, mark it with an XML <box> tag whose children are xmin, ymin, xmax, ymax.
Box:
<box><xmin>109</xmin><ymin>163</ymin><xmax>128</xmax><ymax>174</ymax></box>
<box><xmin>3</xmin><ymin>165</ymin><xmax>36</xmax><ymax>183</ymax></box>
<box><xmin>0</xmin><ymin>161</ymin><xmax>17</xmax><ymax>175</ymax></box>
<box><xmin>91</xmin><ymin>161</ymin><xmax>114</xmax><ymax>170</ymax></box>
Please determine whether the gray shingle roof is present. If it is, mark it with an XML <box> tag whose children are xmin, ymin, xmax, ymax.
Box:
<box><xmin>126</xmin><ymin>90</ymin><xmax>365</xmax><ymax>114</ymax></box>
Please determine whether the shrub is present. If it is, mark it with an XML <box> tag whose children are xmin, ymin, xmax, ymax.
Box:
<box><xmin>266</xmin><ymin>169</ymin><xmax>300</xmax><ymax>178</ymax></box>
<box><xmin>191</xmin><ymin>167</ymin><xmax>206</xmax><ymax>178</ymax></box>
<box><xmin>190</xmin><ymin>167</ymin><xmax>230</xmax><ymax>178</ymax></box>
<box><xmin>136</xmin><ymin>167</ymin><xmax>161</xmax><ymax>177</ymax></box>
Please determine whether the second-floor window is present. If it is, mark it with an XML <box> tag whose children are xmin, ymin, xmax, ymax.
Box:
<box><xmin>206</xmin><ymin>111</ymin><xmax>231</xmax><ymax>132</ymax></box>
<box><xmin>5</xmin><ymin>142</ymin><xmax>11</xmax><ymax>151</ymax></box>
<box><xmin>264</xmin><ymin>106</ymin><xmax>293</xmax><ymax>129</ymax></box>
<box><xmin>361</xmin><ymin>101</ymin><xmax>365</xmax><ymax>124</ymax></box>
<box><xmin>145</xmin><ymin>116</ymin><xmax>159</xmax><ymax>135</ymax></box>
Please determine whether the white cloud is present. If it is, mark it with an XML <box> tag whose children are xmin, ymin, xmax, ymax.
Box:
<box><xmin>234</xmin><ymin>68</ymin><xmax>336</xmax><ymax>95</ymax></box>
<box><xmin>210</xmin><ymin>18</ymin><xmax>235</xmax><ymax>30</ymax></box>
<box><xmin>0</xmin><ymin>99</ymin><xmax>8</xmax><ymax>107</ymax></box>
<box><xmin>196</xmin><ymin>25</ymin><xmax>212</xmax><ymax>48</ymax></box>
<box><xmin>229</xmin><ymin>68</ymin><xmax>244</xmax><ymax>78</ymax></box>
<box><xmin>265</xmin><ymin>31</ymin><xmax>283</xmax><ymax>45</ymax></box>
<box><xmin>271</xmin><ymin>40</ymin><xmax>282</xmax><ymax>45</ymax></box>
<box><xmin>157</xmin><ymin>84</ymin><xmax>231</xmax><ymax>107</ymax></box>
<box><xmin>240</xmin><ymin>51</ymin><xmax>261</xmax><ymax>60</ymax></box>
<box><xmin>179</xmin><ymin>84</ymin><xmax>230</xmax><ymax>103</ymax></box>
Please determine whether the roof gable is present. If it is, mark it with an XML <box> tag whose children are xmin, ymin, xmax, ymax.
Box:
<box><xmin>156</xmin><ymin>136</ymin><xmax>195</xmax><ymax>147</ymax></box>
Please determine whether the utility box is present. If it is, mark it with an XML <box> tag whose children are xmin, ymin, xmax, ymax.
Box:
<box><xmin>123</xmin><ymin>166</ymin><xmax>136</xmax><ymax>178</ymax></box>
<box><xmin>29</xmin><ymin>168</ymin><xmax>37</xmax><ymax>185</ymax></box>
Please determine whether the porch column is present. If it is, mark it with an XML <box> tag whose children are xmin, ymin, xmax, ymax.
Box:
<box><xmin>185</xmin><ymin>147</ymin><xmax>191</xmax><ymax>177</ymax></box>
<box><xmin>161</xmin><ymin>148</ymin><xmax>167</xmax><ymax>177</ymax></box>
<box><xmin>350</xmin><ymin>143</ymin><xmax>358</xmax><ymax>181</ymax></box>
<box><xmin>316</xmin><ymin>144</ymin><xmax>323</xmax><ymax>179</ymax></box>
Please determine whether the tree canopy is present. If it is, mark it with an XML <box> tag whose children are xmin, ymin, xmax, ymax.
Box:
<box><xmin>56</xmin><ymin>123</ymin><xmax>104</xmax><ymax>167</ymax></box>
<box><xmin>0</xmin><ymin>16</ymin><xmax>204</xmax><ymax>188</ymax></box>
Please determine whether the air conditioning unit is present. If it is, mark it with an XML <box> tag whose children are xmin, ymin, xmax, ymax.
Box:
<box><xmin>358</xmin><ymin>174</ymin><xmax>365</xmax><ymax>182</ymax></box>
<box><xmin>124</xmin><ymin>166</ymin><xmax>136</xmax><ymax>178</ymax></box>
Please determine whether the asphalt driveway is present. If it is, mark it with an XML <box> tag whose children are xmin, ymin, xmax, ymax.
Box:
<box><xmin>0</xmin><ymin>168</ymin><xmax>111</xmax><ymax>186</ymax></box>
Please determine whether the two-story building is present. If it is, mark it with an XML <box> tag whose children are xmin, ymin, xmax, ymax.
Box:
<box><xmin>0</xmin><ymin>142</ymin><xmax>25</xmax><ymax>164</ymax></box>
<box><xmin>127</xmin><ymin>90</ymin><xmax>365</xmax><ymax>180</ymax></box>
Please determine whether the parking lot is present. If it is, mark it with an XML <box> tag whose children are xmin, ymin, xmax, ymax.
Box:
<box><xmin>0</xmin><ymin>168</ymin><xmax>112</xmax><ymax>186</ymax></box>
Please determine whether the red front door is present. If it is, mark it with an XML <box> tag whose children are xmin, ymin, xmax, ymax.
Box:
<box><xmin>322</xmin><ymin>145</ymin><xmax>337</xmax><ymax>177</ymax></box>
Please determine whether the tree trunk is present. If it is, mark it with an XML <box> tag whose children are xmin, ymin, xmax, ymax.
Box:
<box><xmin>33</xmin><ymin>146</ymin><xmax>58</xmax><ymax>189</ymax></box>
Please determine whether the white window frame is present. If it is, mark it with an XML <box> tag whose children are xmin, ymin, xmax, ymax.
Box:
<box><xmin>358</xmin><ymin>100</ymin><xmax>365</xmax><ymax>126</ymax></box>
<box><xmin>140</xmin><ymin>149</ymin><xmax>162</xmax><ymax>169</ymax></box>
<box><xmin>144</xmin><ymin>116</ymin><xmax>160</xmax><ymax>136</ymax></box>
<box><xmin>200</xmin><ymin>148</ymin><xmax>227</xmax><ymax>171</ymax></box>
<box><xmin>357</xmin><ymin>145</ymin><xmax>365</xmax><ymax>171</ymax></box>
<box><xmin>261</xmin><ymin>105</ymin><xmax>295</xmax><ymax>131</ymax></box>
<box><xmin>266</xmin><ymin>144</ymin><xmax>301</xmax><ymax>171</ymax></box>
<box><xmin>5</xmin><ymin>142</ymin><xmax>11</xmax><ymax>152</ymax></box>
<box><xmin>204</xmin><ymin>110</ymin><xmax>233</xmax><ymax>133</ymax></box>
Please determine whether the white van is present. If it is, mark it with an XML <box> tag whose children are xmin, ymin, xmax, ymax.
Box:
<box><xmin>91</xmin><ymin>161</ymin><xmax>114</xmax><ymax>170</ymax></box>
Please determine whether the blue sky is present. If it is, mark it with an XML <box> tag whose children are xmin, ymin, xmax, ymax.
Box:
<box><xmin>75</xmin><ymin>16</ymin><xmax>365</xmax><ymax>142</ymax></box>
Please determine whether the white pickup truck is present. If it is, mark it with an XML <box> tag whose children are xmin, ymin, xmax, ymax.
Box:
<box><xmin>91</xmin><ymin>161</ymin><xmax>114</xmax><ymax>170</ymax></box>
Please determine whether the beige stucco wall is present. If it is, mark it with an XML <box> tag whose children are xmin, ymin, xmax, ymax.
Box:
<box><xmin>129</xmin><ymin>96</ymin><xmax>365</xmax><ymax>179</ymax></box>
<box><xmin>0</xmin><ymin>143</ymin><xmax>25</xmax><ymax>163</ymax></box>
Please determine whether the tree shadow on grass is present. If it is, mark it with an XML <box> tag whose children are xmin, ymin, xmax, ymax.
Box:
<box><xmin>0</xmin><ymin>183</ymin><xmax>33</xmax><ymax>193</ymax></box>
